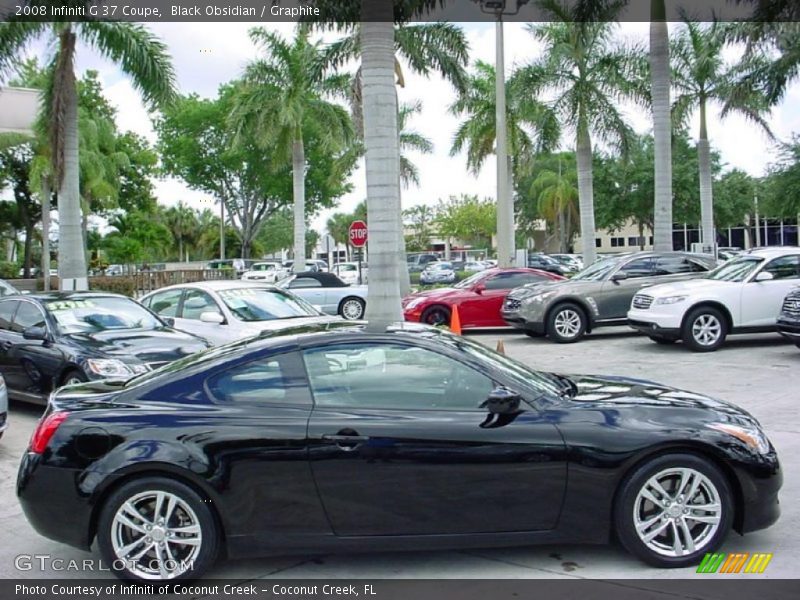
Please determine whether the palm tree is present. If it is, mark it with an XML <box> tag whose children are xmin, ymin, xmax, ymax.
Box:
<box><xmin>0</xmin><ymin>21</ymin><xmax>176</xmax><ymax>290</ymax></box>
<box><xmin>515</xmin><ymin>2</ymin><xmax>642</xmax><ymax>265</ymax></box>
<box><xmin>651</xmin><ymin>0</ymin><xmax>673</xmax><ymax>251</ymax></box>
<box><xmin>531</xmin><ymin>158</ymin><xmax>579</xmax><ymax>253</ymax></box>
<box><xmin>232</xmin><ymin>27</ymin><xmax>353</xmax><ymax>273</ymax></box>
<box><xmin>165</xmin><ymin>201</ymin><xmax>199</xmax><ymax>262</ymax></box>
<box><xmin>671</xmin><ymin>21</ymin><xmax>774</xmax><ymax>248</ymax></box>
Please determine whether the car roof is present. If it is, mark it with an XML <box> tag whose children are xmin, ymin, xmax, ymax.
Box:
<box><xmin>742</xmin><ymin>246</ymin><xmax>800</xmax><ymax>259</ymax></box>
<box><xmin>289</xmin><ymin>271</ymin><xmax>347</xmax><ymax>286</ymax></box>
<box><xmin>11</xmin><ymin>291</ymin><xmax>128</xmax><ymax>302</ymax></box>
<box><xmin>144</xmin><ymin>280</ymin><xmax>280</xmax><ymax>294</ymax></box>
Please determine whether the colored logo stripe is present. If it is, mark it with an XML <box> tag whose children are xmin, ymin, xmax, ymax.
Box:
<box><xmin>697</xmin><ymin>552</ymin><xmax>773</xmax><ymax>574</ymax></box>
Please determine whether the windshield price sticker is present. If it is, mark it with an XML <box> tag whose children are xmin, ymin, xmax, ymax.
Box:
<box><xmin>46</xmin><ymin>300</ymin><xmax>96</xmax><ymax>311</ymax></box>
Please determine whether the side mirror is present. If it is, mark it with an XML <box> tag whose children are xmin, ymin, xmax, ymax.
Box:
<box><xmin>474</xmin><ymin>283</ymin><xmax>486</xmax><ymax>295</ymax></box>
<box><xmin>23</xmin><ymin>326</ymin><xmax>48</xmax><ymax>341</ymax></box>
<box><xmin>481</xmin><ymin>387</ymin><xmax>522</xmax><ymax>415</ymax></box>
<box><xmin>611</xmin><ymin>271</ymin><xmax>629</xmax><ymax>283</ymax></box>
<box><xmin>200</xmin><ymin>311</ymin><xmax>225</xmax><ymax>324</ymax></box>
<box><xmin>161</xmin><ymin>317</ymin><xmax>176</xmax><ymax>328</ymax></box>
<box><xmin>755</xmin><ymin>271</ymin><xmax>774</xmax><ymax>282</ymax></box>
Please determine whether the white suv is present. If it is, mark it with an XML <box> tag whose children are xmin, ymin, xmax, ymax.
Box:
<box><xmin>628</xmin><ymin>247</ymin><xmax>800</xmax><ymax>351</ymax></box>
<box><xmin>241</xmin><ymin>262</ymin><xmax>288</xmax><ymax>283</ymax></box>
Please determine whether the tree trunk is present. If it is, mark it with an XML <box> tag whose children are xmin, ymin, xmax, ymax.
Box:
<box><xmin>41</xmin><ymin>178</ymin><xmax>51</xmax><ymax>291</ymax></box>
<box><xmin>292</xmin><ymin>136</ymin><xmax>306</xmax><ymax>271</ymax></box>
<box><xmin>697</xmin><ymin>100</ymin><xmax>715</xmax><ymax>249</ymax></box>
<box><xmin>361</xmin><ymin>5</ymin><xmax>403</xmax><ymax>329</ymax></box>
<box><xmin>651</xmin><ymin>3</ymin><xmax>673</xmax><ymax>251</ymax></box>
<box><xmin>558</xmin><ymin>209</ymin><xmax>566</xmax><ymax>253</ymax></box>
<box><xmin>575</xmin><ymin>116</ymin><xmax>597</xmax><ymax>265</ymax></box>
<box><xmin>58</xmin><ymin>61</ymin><xmax>88</xmax><ymax>290</ymax></box>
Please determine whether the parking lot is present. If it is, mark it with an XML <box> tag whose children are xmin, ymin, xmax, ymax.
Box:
<box><xmin>0</xmin><ymin>326</ymin><xmax>797</xmax><ymax>580</ymax></box>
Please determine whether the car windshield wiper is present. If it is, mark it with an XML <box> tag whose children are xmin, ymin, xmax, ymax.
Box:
<box><xmin>549</xmin><ymin>373</ymin><xmax>578</xmax><ymax>398</ymax></box>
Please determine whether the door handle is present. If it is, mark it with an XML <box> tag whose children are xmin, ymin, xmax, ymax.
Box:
<box><xmin>322</xmin><ymin>431</ymin><xmax>369</xmax><ymax>451</ymax></box>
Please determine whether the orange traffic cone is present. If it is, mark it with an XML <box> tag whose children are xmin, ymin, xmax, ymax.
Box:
<box><xmin>496</xmin><ymin>339</ymin><xmax>505</xmax><ymax>355</ymax></box>
<box><xmin>450</xmin><ymin>305</ymin><xmax>462</xmax><ymax>335</ymax></box>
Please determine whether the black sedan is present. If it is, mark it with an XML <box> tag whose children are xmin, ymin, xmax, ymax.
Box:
<box><xmin>777</xmin><ymin>288</ymin><xmax>800</xmax><ymax>349</ymax></box>
<box><xmin>0</xmin><ymin>292</ymin><xmax>209</xmax><ymax>404</ymax></box>
<box><xmin>17</xmin><ymin>322</ymin><xmax>780</xmax><ymax>581</ymax></box>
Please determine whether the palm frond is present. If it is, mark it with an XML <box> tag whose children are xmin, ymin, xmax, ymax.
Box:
<box><xmin>0</xmin><ymin>21</ymin><xmax>46</xmax><ymax>80</ymax></box>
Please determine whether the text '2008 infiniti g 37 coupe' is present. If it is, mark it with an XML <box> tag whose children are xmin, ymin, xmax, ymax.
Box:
<box><xmin>17</xmin><ymin>322</ymin><xmax>780</xmax><ymax>581</ymax></box>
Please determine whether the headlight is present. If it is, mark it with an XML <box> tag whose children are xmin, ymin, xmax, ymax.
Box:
<box><xmin>654</xmin><ymin>295</ymin><xmax>688</xmax><ymax>305</ymax></box>
<box><xmin>85</xmin><ymin>359</ymin><xmax>134</xmax><ymax>378</ymax></box>
<box><xmin>708</xmin><ymin>422</ymin><xmax>771</xmax><ymax>454</ymax></box>
<box><xmin>405</xmin><ymin>297</ymin><xmax>426</xmax><ymax>309</ymax></box>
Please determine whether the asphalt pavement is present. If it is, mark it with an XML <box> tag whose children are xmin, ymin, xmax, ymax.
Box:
<box><xmin>0</xmin><ymin>327</ymin><xmax>796</xmax><ymax>580</ymax></box>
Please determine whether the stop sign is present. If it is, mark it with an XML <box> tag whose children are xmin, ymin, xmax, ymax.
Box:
<box><xmin>348</xmin><ymin>220</ymin><xmax>368</xmax><ymax>247</ymax></box>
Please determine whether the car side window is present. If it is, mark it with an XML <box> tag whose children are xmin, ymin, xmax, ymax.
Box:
<box><xmin>290</xmin><ymin>277</ymin><xmax>322</xmax><ymax>289</ymax></box>
<box><xmin>653</xmin><ymin>256</ymin><xmax>705</xmax><ymax>275</ymax></box>
<box><xmin>0</xmin><ymin>300</ymin><xmax>17</xmax><ymax>331</ymax></box>
<box><xmin>619</xmin><ymin>257</ymin><xmax>654</xmax><ymax>278</ymax></box>
<box><xmin>11</xmin><ymin>302</ymin><xmax>46</xmax><ymax>334</ymax></box>
<box><xmin>181</xmin><ymin>290</ymin><xmax>222</xmax><ymax>320</ymax></box>
<box><xmin>762</xmin><ymin>256</ymin><xmax>800</xmax><ymax>280</ymax></box>
<box><xmin>303</xmin><ymin>343</ymin><xmax>493</xmax><ymax>411</ymax></box>
<box><xmin>206</xmin><ymin>352</ymin><xmax>309</xmax><ymax>406</ymax></box>
<box><xmin>144</xmin><ymin>289</ymin><xmax>183</xmax><ymax>317</ymax></box>
<box><xmin>485</xmin><ymin>272</ymin><xmax>547</xmax><ymax>290</ymax></box>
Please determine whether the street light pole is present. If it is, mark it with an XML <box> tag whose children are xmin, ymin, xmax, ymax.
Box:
<box><xmin>495</xmin><ymin>14</ymin><xmax>513</xmax><ymax>268</ymax></box>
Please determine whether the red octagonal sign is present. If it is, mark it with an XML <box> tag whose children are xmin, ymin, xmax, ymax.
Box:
<box><xmin>348</xmin><ymin>220</ymin><xmax>368</xmax><ymax>248</ymax></box>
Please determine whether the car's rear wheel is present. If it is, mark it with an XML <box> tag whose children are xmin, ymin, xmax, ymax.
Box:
<box><xmin>682</xmin><ymin>307</ymin><xmax>728</xmax><ymax>352</ymax></box>
<box><xmin>61</xmin><ymin>369</ymin><xmax>87</xmax><ymax>386</ymax></box>
<box><xmin>421</xmin><ymin>305</ymin><xmax>451</xmax><ymax>327</ymax></box>
<box><xmin>97</xmin><ymin>477</ymin><xmax>219</xmax><ymax>581</ymax></box>
<box><xmin>614</xmin><ymin>453</ymin><xmax>732</xmax><ymax>568</ymax></box>
<box><xmin>649</xmin><ymin>336</ymin><xmax>676</xmax><ymax>345</ymax></box>
<box><xmin>547</xmin><ymin>303</ymin><xmax>587</xmax><ymax>343</ymax></box>
<box><xmin>338</xmin><ymin>297</ymin><xmax>365</xmax><ymax>320</ymax></box>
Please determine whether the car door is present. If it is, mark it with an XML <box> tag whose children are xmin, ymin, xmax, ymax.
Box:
<box><xmin>596</xmin><ymin>257</ymin><xmax>659</xmax><ymax>320</ymax></box>
<box><xmin>303</xmin><ymin>340</ymin><xmax>567</xmax><ymax>536</ymax></box>
<box><xmin>0</xmin><ymin>299</ymin><xmax>20</xmax><ymax>391</ymax></box>
<box><xmin>288</xmin><ymin>277</ymin><xmax>328</xmax><ymax>312</ymax></box>
<box><xmin>740</xmin><ymin>255</ymin><xmax>800</xmax><ymax>327</ymax></box>
<box><xmin>7</xmin><ymin>300</ymin><xmax>63</xmax><ymax>396</ymax></box>
<box><xmin>174</xmin><ymin>288</ymin><xmax>228</xmax><ymax>343</ymax></box>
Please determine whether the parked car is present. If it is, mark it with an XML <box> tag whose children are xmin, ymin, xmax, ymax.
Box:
<box><xmin>526</xmin><ymin>253</ymin><xmax>566</xmax><ymax>276</ymax></box>
<box><xmin>105</xmin><ymin>264</ymin><xmax>125</xmax><ymax>276</ymax></box>
<box><xmin>283</xmin><ymin>259</ymin><xmax>328</xmax><ymax>273</ymax></box>
<box><xmin>407</xmin><ymin>253</ymin><xmax>440</xmax><ymax>273</ymax></box>
<box><xmin>277</xmin><ymin>272</ymin><xmax>368</xmax><ymax>321</ymax></box>
<box><xmin>0</xmin><ymin>373</ymin><xmax>6</xmax><ymax>440</ymax></box>
<box><xmin>628</xmin><ymin>247</ymin><xmax>800</xmax><ymax>351</ymax></box>
<box><xmin>0</xmin><ymin>279</ymin><xmax>20</xmax><ymax>297</ymax></box>
<box><xmin>17</xmin><ymin>321</ymin><xmax>781</xmax><ymax>581</ymax></box>
<box><xmin>207</xmin><ymin>258</ymin><xmax>255</xmax><ymax>277</ymax></box>
<box><xmin>0</xmin><ymin>292</ymin><xmax>209</xmax><ymax>404</ymax></box>
<box><xmin>403</xmin><ymin>268</ymin><xmax>564</xmax><ymax>328</ymax></box>
<box><xmin>331</xmin><ymin>262</ymin><xmax>367</xmax><ymax>285</ymax></box>
<box><xmin>241</xmin><ymin>262</ymin><xmax>288</xmax><ymax>283</ymax></box>
<box><xmin>777</xmin><ymin>288</ymin><xmax>800</xmax><ymax>350</ymax></box>
<box><xmin>140</xmin><ymin>281</ymin><xmax>335</xmax><ymax>346</ymax></box>
<box><xmin>420</xmin><ymin>262</ymin><xmax>457</xmax><ymax>285</ymax></box>
<box><xmin>718</xmin><ymin>247</ymin><xmax>743</xmax><ymax>261</ymax></box>
<box><xmin>463</xmin><ymin>261</ymin><xmax>489</xmax><ymax>273</ymax></box>
<box><xmin>503</xmin><ymin>252</ymin><xmax>718</xmax><ymax>343</ymax></box>
<box><xmin>550</xmin><ymin>254</ymin><xmax>584</xmax><ymax>274</ymax></box>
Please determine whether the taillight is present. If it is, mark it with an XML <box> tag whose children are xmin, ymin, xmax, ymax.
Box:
<box><xmin>29</xmin><ymin>412</ymin><xmax>68</xmax><ymax>454</ymax></box>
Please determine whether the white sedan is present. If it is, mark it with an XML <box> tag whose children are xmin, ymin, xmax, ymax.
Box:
<box><xmin>277</xmin><ymin>272</ymin><xmax>368</xmax><ymax>320</ymax></box>
<box><xmin>331</xmin><ymin>262</ymin><xmax>368</xmax><ymax>285</ymax></box>
<box><xmin>139</xmin><ymin>280</ymin><xmax>339</xmax><ymax>346</ymax></box>
<box><xmin>241</xmin><ymin>261</ymin><xmax>288</xmax><ymax>283</ymax></box>
<box><xmin>628</xmin><ymin>247</ymin><xmax>800</xmax><ymax>351</ymax></box>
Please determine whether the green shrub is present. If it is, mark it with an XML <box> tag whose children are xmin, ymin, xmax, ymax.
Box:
<box><xmin>88</xmin><ymin>276</ymin><xmax>137</xmax><ymax>297</ymax></box>
<box><xmin>0</xmin><ymin>261</ymin><xmax>19</xmax><ymax>279</ymax></box>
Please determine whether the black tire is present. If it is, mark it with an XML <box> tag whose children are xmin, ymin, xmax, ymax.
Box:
<box><xmin>338</xmin><ymin>296</ymin><xmax>365</xmax><ymax>320</ymax></box>
<box><xmin>546</xmin><ymin>303</ymin><xmax>587</xmax><ymax>343</ymax></box>
<box><xmin>682</xmin><ymin>306</ymin><xmax>728</xmax><ymax>352</ymax></box>
<box><xmin>614</xmin><ymin>453</ymin><xmax>733</xmax><ymax>568</ymax></box>
<box><xmin>421</xmin><ymin>305</ymin><xmax>451</xmax><ymax>327</ymax></box>
<box><xmin>60</xmin><ymin>369</ymin><xmax>87</xmax><ymax>387</ymax></box>
<box><xmin>649</xmin><ymin>336</ymin><xmax>676</xmax><ymax>345</ymax></box>
<box><xmin>97</xmin><ymin>476</ymin><xmax>220</xmax><ymax>582</ymax></box>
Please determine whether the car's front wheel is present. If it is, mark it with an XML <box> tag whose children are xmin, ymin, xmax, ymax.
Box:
<box><xmin>421</xmin><ymin>305</ymin><xmax>451</xmax><ymax>327</ymax></box>
<box><xmin>546</xmin><ymin>303</ymin><xmax>587</xmax><ymax>343</ymax></box>
<box><xmin>338</xmin><ymin>297</ymin><xmax>366</xmax><ymax>320</ymax></box>
<box><xmin>614</xmin><ymin>453</ymin><xmax>732</xmax><ymax>568</ymax></box>
<box><xmin>61</xmin><ymin>369</ymin><xmax>87</xmax><ymax>386</ymax></box>
<box><xmin>97</xmin><ymin>477</ymin><xmax>220</xmax><ymax>581</ymax></box>
<box><xmin>682</xmin><ymin>307</ymin><xmax>728</xmax><ymax>352</ymax></box>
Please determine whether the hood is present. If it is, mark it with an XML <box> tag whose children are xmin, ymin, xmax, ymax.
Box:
<box><xmin>563</xmin><ymin>373</ymin><xmax>755</xmax><ymax>423</ymax></box>
<box><xmin>65</xmin><ymin>328</ymin><xmax>208</xmax><ymax>364</ymax></box>
<box><xmin>635</xmin><ymin>278</ymin><xmax>725</xmax><ymax>297</ymax></box>
<box><xmin>510</xmin><ymin>278</ymin><xmax>590</xmax><ymax>299</ymax></box>
<box><xmin>404</xmin><ymin>287</ymin><xmax>466</xmax><ymax>303</ymax></box>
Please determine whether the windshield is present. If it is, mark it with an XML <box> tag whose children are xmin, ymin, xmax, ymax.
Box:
<box><xmin>218</xmin><ymin>288</ymin><xmax>318</xmax><ymax>321</ymax></box>
<box><xmin>336</xmin><ymin>264</ymin><xmax>357</xmax><ymax>272</ymax></box>
<box><xmin>454</xmin><ymin>271</ymin><xmax>489</xmax><ymax>288</ymax></box>
<box><xmin>571</xmin><ymin>257</ymin><xmax>621</xmax><ymax>281</ymax></box>
<box><xmin>46</xmin><ymin>297</ymin><xmax>163</xmax><ymax>334</ymax></box>
<box><xmin>707</xmin><ymin>256</ymin><xmax>763</xmax><ymax>282</ymax></box>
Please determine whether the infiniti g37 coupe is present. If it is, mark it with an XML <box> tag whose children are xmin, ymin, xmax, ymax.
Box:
<box><xmin>17</xmin><ymin>322</ymin><xmax>780</xmax><ymax>581</ymax></box>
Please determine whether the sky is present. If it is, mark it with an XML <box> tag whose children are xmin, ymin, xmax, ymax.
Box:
<box><xmin>9</xmin><ymin>21</ymin><xmax>800</xmax><ymax>236</ymax></box>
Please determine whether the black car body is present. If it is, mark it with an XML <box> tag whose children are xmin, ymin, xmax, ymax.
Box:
<box><xmin>17</xmin><ymin>322</ymin><xmax>780</xmax><ymax>581</ymax></box>
<box><xmin>0</xmin><ymin>292</ymin><xmax>209</xmax><ymax>404</ymax></box>
<box><xmin>776</xmin><ymin>288</ymin><xmax>800</xmax><ymax>348</ymax></box>
<box><xmin>526</xmin><ymin>253</ymin><xmax>566</xmax><ymax>276</ymax></box>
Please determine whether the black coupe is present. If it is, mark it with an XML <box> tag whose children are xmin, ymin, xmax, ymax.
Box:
<box><xmin>17</xmin><ymin>322</ymin><xmax>780</xmax><ymax>581</ymax></box>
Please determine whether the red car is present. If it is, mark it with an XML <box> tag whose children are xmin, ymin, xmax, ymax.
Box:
<box><xmin>402</xmin><ymin>268</ymin><xmax>564</xmax><ymax>329</ymax></box>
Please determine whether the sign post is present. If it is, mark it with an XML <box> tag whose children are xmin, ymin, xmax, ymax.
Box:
<box><xmin>348</xmin><ymin>220</ymin><xmax>368</xmax><ymax>285</ymax></box>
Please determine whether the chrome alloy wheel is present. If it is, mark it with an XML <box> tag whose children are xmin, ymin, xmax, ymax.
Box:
<box><xmin>341</xmin><ymin>298</ymin><xmax>364</xmax><ymax>320</ymax></box>
<box><xmin>110</xmin><ymin>490</ymin><xmax>202</xmax><ymax>580</ymax></box>
<box><xmin>691</xmin><ymin>314</ymin><xmax>722</xmax><ymax>347</ymax></box>
<box><xmin>554</xmin><ymin>309</ymin><xmax>583</xmax><ymax>339</ymax></box>
<box><xmin>633</xmin><ymin>467</ymin><xmax>722</xmax><ymax>558</ymax></box>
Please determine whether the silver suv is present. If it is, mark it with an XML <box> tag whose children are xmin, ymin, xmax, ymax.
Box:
<box><xmin>502</xmin><ymin>252</ymin><xmax>717</xmax><ymax>343</ymax></box>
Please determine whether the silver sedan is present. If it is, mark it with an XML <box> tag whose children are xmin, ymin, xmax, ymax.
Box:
<box><xmin>277</xmin><ymin>272</ymin><xmax>368</xmax><ymax>320</ymax></box>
